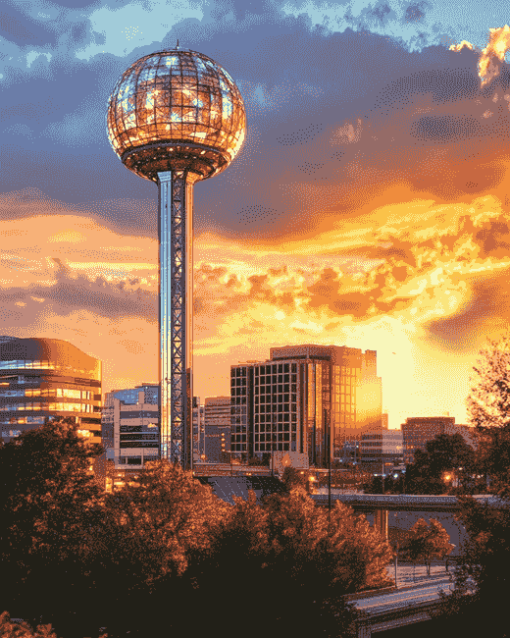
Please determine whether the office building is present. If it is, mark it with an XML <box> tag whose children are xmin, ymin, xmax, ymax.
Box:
<box><xmin>402</xmin><ymin>416</ymin><xmax>477</xmax><ymax>464</ymax></box>
<box><xmin>361</xmin><ymin>429</ymin><xmax>403</xmax><ymax>472</ymax></box>
<box><xmin>0</xmin><ymin>337</ymin><xmax>102</xmax><ymax>443</ymax></box>
<box><xmin>103</xmin><ymin>384</ymin><xmax>159</xmax><ymax>469</ymax></box>
<box><xmin>204</xmin><ymin>396</ymin><xmax>231</xmax><ymax>462</ymax></box>
<box><xmin>230</xmin><ymin>344</ymin><xmax>382</xmax><ymax>468</ymax></box>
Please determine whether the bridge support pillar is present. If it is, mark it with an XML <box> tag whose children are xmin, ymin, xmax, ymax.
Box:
<box><xmin>374</xmin><ymin>508</ymin><xmax>389</xmax><ymax>539</ymax></box>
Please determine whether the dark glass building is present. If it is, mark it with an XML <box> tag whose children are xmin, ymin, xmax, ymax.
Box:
<box><xmin>0</xmin><ymin>337</ymin><xmax>102</xmax><ymax>444</ymax></box>
<box><xmin>230</xmin><ymin>344</ymin><xmax>382</xmax><ymax>468</ymax></box>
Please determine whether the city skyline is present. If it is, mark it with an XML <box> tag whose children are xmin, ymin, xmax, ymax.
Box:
<box><xmin>2</xmin><ymin>2</ymin><xmax>510</xmax><ymax>429</ymax></box>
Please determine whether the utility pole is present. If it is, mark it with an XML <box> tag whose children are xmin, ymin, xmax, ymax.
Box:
<box><xmin>394</xmin><ymin>541</ymin><xmax>399</xmax><ymax>587</ymax></box>
<box><xmin>326</xmin><ymin>408</ymin><xmax>331</xmax><ymax>520</ymax></box>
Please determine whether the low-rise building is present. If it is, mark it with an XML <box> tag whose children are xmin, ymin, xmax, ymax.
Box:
<box><xmin>360</xmin><ymin>428</ymin><xmax>403</xmax><ymax>473</ymax></box>
<box><xmin>102</xmin><ymin>384</ymin><xmax>159</xmax><ymax>470</ymax></box>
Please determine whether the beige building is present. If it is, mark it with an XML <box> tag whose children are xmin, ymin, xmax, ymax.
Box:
<box><xmin>361</xmin><ymin>428</ymin><xmax>403</xmax><ymax>472</ymax></box>
<box><xmin>102</xmin><ymin>385</ymin><xmax>159</xmax><ymax>470</ymax></box>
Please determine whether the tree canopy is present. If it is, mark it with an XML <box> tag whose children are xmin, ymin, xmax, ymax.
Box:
<box><xmin>1</xmin><ymin>418</ymin><xmax>397</xmax><ymax>638</ymax></box>
<box><xmin>404</xmin><ymin>433</ymin><xmax>476</xmax><ymax>494</ymax></box>
<box><xmin>467</xmin><ymin>329</ymin><xmax>510</xmax><ymax>495</ymax></box>
<box><xmin>401</xmin><ymin>518</ymin><xmax>453</xmax><ymax>575</ymax></box>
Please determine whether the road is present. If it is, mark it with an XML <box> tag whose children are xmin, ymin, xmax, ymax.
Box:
<box><xmin>355</xmin><ymin>577</ymin><xmax>452</xmax><ymax>614</ymax></box>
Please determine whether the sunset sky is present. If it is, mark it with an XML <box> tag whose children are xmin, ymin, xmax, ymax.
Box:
<box><xmin>2</xmin><ymin>1</ymin><xmax>510</xmax><ymax>428</ymax></box>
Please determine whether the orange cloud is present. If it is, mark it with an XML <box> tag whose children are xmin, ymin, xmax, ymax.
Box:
<box><xmin>451</xmin><ymin>25</ymin><xmax>510</xmax><ymax>86</ymax></box>
<box><xmin>2</xmin><ymin>189</ymin><xmax>510</xmax><ymax>427</ymax></box>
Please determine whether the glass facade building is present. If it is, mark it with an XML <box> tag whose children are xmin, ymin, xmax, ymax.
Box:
<box><xmin>230</xmin><ymin>344</ymin><xmax>382</xmax><ymax>468</ymax></box>
<box><xmin>0</xmin><ymin>337</ymin><xmax>102</xmax><ymax>443</ymax></box>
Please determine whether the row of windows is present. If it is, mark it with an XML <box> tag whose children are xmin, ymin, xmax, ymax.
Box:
<box><xmin>256</xmin><ymin>443</ymin><xmax>291</xmax><ymax>452</ymax></box>
<box><xmin>256</xmin><ymin>405</ymin><xmax>294</xmax><ymax>414</ymax></box>
<box><xmin>0</xmin><ymin>360</ymin><xmax>97</xmax><ymax>376</ymax></box>
<box><xmin>0</xmin><ymin>402</ymin><xmax>95</xmax><ymax>412</ymax></box>
<box><xmin>255</xmin><ymin>394</ymin><xmax>297</xmax><ymax>406</ymax></box>
<box><xmin>256</xmin><ymin>374</ymin><xmax>296</xmax><ymax>385</ymax></box>
<box><xmin>119</xmin><ymin>442</ymin><xmax>159</xmax><ymax>448</ymax></box>
<box><xmin>255</xmin><ymin>415</ymin><xmax>297</xmax><ymax>424</ymax></box>
<box><xmin>118</xmin><ymin>455</ymin><xmax>159</xmax><ymax>465</ymax></box>
<box><xmin>0</xmin><ymin>388</ymin><xmax>94</xmax><ymax>399</ymax></box>
<box><xmin>256</xmin><ymin>433</ymin><xmax>294</xmax><ymax>442</ymax></box>
<box><xmin>0</xmin><ymin>416</ymin><xmax>46</xmax><ymax>425</ymax></box>
<box><xmin>120</xmin><ymin>434</ymin><xmax>158</xmax><ymax>441</ymax></box>
<box><xmin>255</xmin><ymin>364</ymin><xmax>296</xmax><ymax>374</ymax></box>
<box><xmin>255</xmin><ymin>424</ymin><xmax>296</xmax><ymax>433</ymax></box>
<box><xmin>256</xmin><ymin>384</ymin><xmax>294</xmax><ymax>394</ymax></box>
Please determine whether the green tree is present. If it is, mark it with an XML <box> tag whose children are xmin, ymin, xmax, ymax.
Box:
<box><xmin>401</xmin><ymin>518</ymin><xmax>454</xmax><ymax>576</ymax></box>
<box><xmin>435</xmin><ymin>497</ymin><xmax>510</xmax><ymax>638</ymax></box>
<box><xmin>100</xmin><ymin>460</ymin><xmax>230</xmax><ymax>637</ymax></box>
<box><xmin>404</xmin><ymin>433</ymin><xmax>476</xmax><ymax>494</ymax></box>
<box><xmin>185</xmin><ymin>487</ymin><xmax>393</xmax><ymax>638</ymax></box>
<box><xmin>0</xmin><ymin>417</ymin><xmax>106</xmax><ymax>637</ymax></box>
<box><xmin>467</xmin><ymin>329</ymin><xmax>510</xmax><ymax>495</ymax></box>
<box><xmin>280</xmin><ymin>465</ymin><xmax>307</xmax><ymax>492</ymax></box>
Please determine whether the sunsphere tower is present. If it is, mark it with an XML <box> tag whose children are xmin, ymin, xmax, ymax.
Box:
<box><xmin>107</xmin><ymin>47</ymin><xmax>246</xmax><ymax>468</ymax></box>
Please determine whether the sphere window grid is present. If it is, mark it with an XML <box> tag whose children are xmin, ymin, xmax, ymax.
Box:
<box><xmin>107</xmin><ymin>49</ymin><xmax>246</xmax><ymax>177</ymax></box>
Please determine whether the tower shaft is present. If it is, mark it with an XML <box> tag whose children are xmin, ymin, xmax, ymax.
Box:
<box><xmin>158</xmin><ymin>170</ymin><xmax>193</xmax><ymax>469</ymax></box>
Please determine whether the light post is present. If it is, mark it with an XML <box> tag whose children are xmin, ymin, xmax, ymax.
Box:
<box><xmin>394</xmin><ymin>541</ymin><xmax>399</xmax><ymax>587</ymax></box>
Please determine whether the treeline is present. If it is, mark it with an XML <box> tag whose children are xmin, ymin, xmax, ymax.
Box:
<box><xmin>0</xmin><ymin>419</ymin><xmax>393</xmax><ymax>638</ymax></box>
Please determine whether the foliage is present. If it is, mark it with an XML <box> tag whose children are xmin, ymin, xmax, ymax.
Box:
<box><xmin>185</xmin><ymin>487</ymin><xmax>393</xmax><ymax>638</ymax></box>
<box><xmin>403</xmin><ymin>433</ymin><xmax>476</xmax><ymax>494</ymax></box>
<box><xmin>362</xmin><ymin>473</ymin><xmax>401</xmax><ymax>494</ymax></box>
<box><xmin>280</xmin><ymin>465</ymin><xmax>307</xmax><ymax>491</ymax></box>
<box><xmin>0</xmin><ymin>613</ymin><xmax>56</xmax><ymax>638</ymax></box>
<box><xmin>0</xmin><ymin>418</ymin><xmax>106</xmax><ymax>636</ymax></box>
<box><xmin>467</xmin><ymin>328</ymin><xmax>510</xmax><ymax>495</ymax></box>
<box><xmin>435</xmin><ymin>496</ymin><xmax>510</xmax><ymax>637</ymax></box>
<box><xmin>401</xmin><ymin>518</ymin><xmax>453</xmax><ymax>575</ymax></box>
<box><xmin>0</xmin><ymin>418</ymin><xmax>395</xmax><ymax>638</ymax></box>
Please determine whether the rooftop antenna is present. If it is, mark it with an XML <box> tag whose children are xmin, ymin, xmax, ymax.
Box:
<box><xmin>176</xmin><ymin>39</ymin><xmax>179</xmax><ymax>49</ymax></box>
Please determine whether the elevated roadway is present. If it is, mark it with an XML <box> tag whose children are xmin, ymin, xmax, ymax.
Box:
<box><xmin>311</xmin><ymin>492</ymin><xmax>505</xmax><ymax>512</ymax></box>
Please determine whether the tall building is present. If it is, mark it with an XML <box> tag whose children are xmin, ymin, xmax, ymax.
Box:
<box><xmin>204</xmin><ymin>396</ymin><xmax>230</xmax><ymax>462</ymax></box>
<box><xmin>360</xmin><ymin>429</ymin><xmax>403</xmax><ymax>472</ymax></box>
<box><xmin>107</xmin><ymin>47</ymin><xmax>246</xmax><ymax>469</ymax></box>
<box><xmin>230</xmin><ymin>344</ymin><xmax>382</xmax><ymax>468</ymax></box>
<box><xmin>103</xmin><ymin>384</ymin><xmax>159</xmax><ymax>469</ymax></box>
<box><xmin>381</xmin><ymin>412</ymin><xmax>389</xmax><ymax>429</ymax></box>
<box><xmin>402</xmin><ymin>416</ymin><xmax>477</xmax><ymax>464</ymax></box>
<box><xmin>0</xmin><ymin>337</ymin><xmax>102</xmax><ymax>443</ymax></box>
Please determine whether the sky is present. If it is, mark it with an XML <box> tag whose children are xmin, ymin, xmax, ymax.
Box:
<box><xmin>2</xmin><ymin>0</ymin><xmax>510</xmax><ymax>428</ymax></box>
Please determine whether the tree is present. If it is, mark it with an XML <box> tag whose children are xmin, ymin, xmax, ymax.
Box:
<box><xmin>0</xmin><ymin>612</ymin><xmax>56</xmax><ymax>638</ymax></box>
<box><xmin>404</xmin><ymin>433</ymin><xmax>476</xmax><ymax>495</ymax></box>
<box><xmin>0</xmin><ymin>417</ymin><xmax>107</xmax><ymax>637</ymax></box>
<box><xmin>467</xmin><ymin>329</ymin><xmax>510</xmax><ymax>495</ymax></box>
<box><xmin>184</xmin><ymin>487</ymin><xmax>393</xmax><ymax>638</ymax></box>
<box><xmin>435</xmin><ymin>496</ymin><xmax>510</xmax><ymax>637</ymax></box>
<box><xmin>401</xmin><ymin>518</ymin><xmax>454</xmax><ymax>576</ymax></box>
<box><xmin>280</xmin><ymin>466</ymin><xmax>309</xmax><ymax>492</ymax></box>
